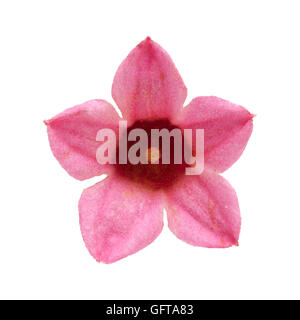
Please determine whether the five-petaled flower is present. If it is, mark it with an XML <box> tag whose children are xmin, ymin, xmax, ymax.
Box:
<box><xmin>45</xmin><ymin>37</ymin><xmax>253</xmax><ymax>263</ymax></box>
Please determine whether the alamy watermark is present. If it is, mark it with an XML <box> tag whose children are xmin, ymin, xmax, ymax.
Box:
<box><xmin>96</xmin><ymin>121</ymin><xmax>204</xmax><ymax>175</ymax></box>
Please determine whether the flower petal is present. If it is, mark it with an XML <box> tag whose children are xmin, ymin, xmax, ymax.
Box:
<box><xmin>180</xmin><ymin>96</ymin><xmax>253</xmax><ymax>172</ymax></box>
<box><xmin>112</xmin><ymin>37</ymin><xmax>187</xmax><ymax>123</ymax></box>
<box><xmin>165</xmin><ymin>171</ymin><xmax>240</xmax><ymax>248</ymax></box>
<box><xmin>79</xmin><ymin>175</ymin><xmax>164</xmax><ymax>263</ymax></box>
<box><xmin>45</xmin><ymin>99</ymin><xmax>120</xmax><ymax>180</ymax></box>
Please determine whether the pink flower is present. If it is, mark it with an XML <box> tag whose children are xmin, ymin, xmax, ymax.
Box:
<box><xmin>45</xmin><ymin>37</ymin><xmax>253</xmax><ymax>263</ymax></box>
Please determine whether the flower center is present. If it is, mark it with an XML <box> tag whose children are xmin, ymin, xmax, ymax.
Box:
<box><xmin>115</xmin><ymin>119</ymin><xmax>190</xmax><ymax>190</ymax></box>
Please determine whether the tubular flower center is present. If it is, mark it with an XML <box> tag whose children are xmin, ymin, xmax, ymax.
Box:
<box><xmin>115</xmin><ymin>119</ymin><xmax>190</xmax><ymax>190</ymax></box>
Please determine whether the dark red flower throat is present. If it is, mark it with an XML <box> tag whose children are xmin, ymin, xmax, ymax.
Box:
<box><xmin>115</xmin><ymin>119</ymin><xmax>190</xmax><ymax>190</ymax></box>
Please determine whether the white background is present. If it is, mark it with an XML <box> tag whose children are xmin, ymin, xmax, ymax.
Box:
<box><xmin>1</xmin><ymin>0</ymin><xmax>299</xmax><ymax>299</ymax></box>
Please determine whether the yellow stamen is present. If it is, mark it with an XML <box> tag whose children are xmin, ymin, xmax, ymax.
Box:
<box><xmin>146</xmin><ymin>147</ymin><xmax>161</xmax><ymax>163</ymax></box>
